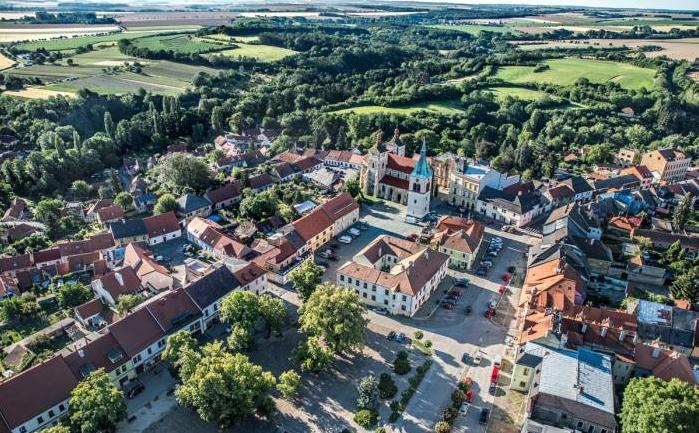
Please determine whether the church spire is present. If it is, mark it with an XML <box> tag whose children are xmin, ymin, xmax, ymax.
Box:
<box><xmin>411</xmin><ymin>138</ymin><xmax>432</xmax><ymax>179</ymax></box>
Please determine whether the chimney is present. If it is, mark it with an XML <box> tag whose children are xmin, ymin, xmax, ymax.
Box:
<box><xmin>601</xmin><ymin>327</ymin><xmax>608</xmax><ymax>337</ymax></box>
<box><xmin>518</xmin><ymin>190</ymin><xmax>523</xmax><ymax>197</ymax></box>
<box><xmin>652</xmin><ymin>346</ymin><xmax>662</xmax><ymax>358</ymax></box>
<box><xmin>619</xmin><ymin>330</ymin><xmax>626</xmax><ymax>341</ymax></box>
<box><xmin>581</xmin><ymin>323</ymin><xmax>587</xmax><ymax>334</ymax></box>
<box><xmin>114</xmin><ymin>271</ymin><xmax>123</xmax><ymax>286</ymax></box>
<box><xmin>78</xmin><ymin>349</ymin><xmax>85</xmax><ymax>358</ymax></box>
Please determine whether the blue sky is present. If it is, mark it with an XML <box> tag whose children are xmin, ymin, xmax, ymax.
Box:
<box><xmin>414</xmin><ymin>1</ymin><xmax>699</xmax><ymax>11</ymax></box>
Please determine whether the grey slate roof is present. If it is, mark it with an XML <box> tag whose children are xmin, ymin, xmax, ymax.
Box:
<box><xmin>478</xmin><ymin>186</ymin><xmax>542</xmax><ymax>215</ymax></box>
<box><xmin>561</xmin><ymin>176</ymin><xmax>593</xmax><ymax>194</ymax></box>
<box><xmin>109</xmin><ymin>219</ymin><xmax>147</xmax><ymax>239</ymax></box>
<box><xmin>176</xmin><ymin>194</ymin><xmax>211</xmax><ymax>214</ymax></box>
<box><xmin>592</xmin><ymin>174</ymin><xmax>640</xmax><ymax>192</ymax></box>
<box><xmin>183</xmin><ymin>266</ymin><xmax>239</xmax><ymax>309</ymax></box>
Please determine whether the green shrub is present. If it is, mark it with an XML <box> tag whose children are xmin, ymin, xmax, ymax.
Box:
<box><xmin>394</xmin><ymin>357</ymin><xmax>411</xmax><ymax>375</ymax></box>
<box><xmin>397</xmin><ymin>350</ymin><xmax>408</xmax><ymax>360</ymax></box>
<box><xmin>451</xmin><ymin>390</ymin><xmax>463</xmax><ymax>408</ymax></box>
<box><xmin>354</xmin><ymin>409</ymin><xmax>378</xmax><ymax>429</ymax></box>
<box><xmin>389</xmin><ymin>400</ymin><xmax>402</xmax><ymax>412</ymax></box>
<box><xmin>457</xmin><ymin>380</ymin><xmax>470</xmax><ymax>393</ymax></box>
<box><xmin>434</xmin><ymin>421</ymin><xmax>452</xmax><ymax>433</ymax></box>
<box><xmin>424</xmin><ymin>340</ymin><xmax>432</xmax><ymax>348</ymax></box>
<box><xmin>414</xmin><ymin>330</ymin><xmax>423</xmax><ymax>340</ymax></box>
<box><xmin>378</xmin><ymin>373</ymin><xmax>398</xmax><ymax>399</ymax></box>
<box><xmin>442</xmin><ymin>406</ymin><xmax>457</xmax><ymax>423</ymax></box>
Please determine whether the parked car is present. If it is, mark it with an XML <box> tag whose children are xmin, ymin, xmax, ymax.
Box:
<box><xmin>318</xmin><ymin>249</ymin><xmax>336</xmax><ymax>260</ymax></box>
<box><xmin>464</xmin><ymin>305</ymin><xmax>472</xmax><ymax>315</ymax></box>
<box><xmin>357</xmin><ymin>222</ymin><xmax>369</xmax><ymax>230</ymax></box>
<box><xmin>489</xmin><ymin>382</ymin><xmax>497</xmax><ymax>395</ymax></box>
<box><xmin>498</xmin><ymin>285</ymin><xmax>507</xmax><ymax>294</ymax></box>
<box><xmin>449</xmin><ymin>289</ymin><xmax>461</xmax><ymax>296</ymax></box>
<box><xmin>479</xmin><ymin>408</ymin><xmax>490</xmax><ymax>424</ymax></box>
<box><xmin>338</xmin><ymin>235</ymin><xmax>352</xmax><ymax>244</ymax></box>
<box><xmin>459</xmin><ymin>402</ymin><xmax>469</xmax><ymax>415</ymax></box>
<box><xmin>396</xmin><ymin>333</ymin><xmax>407</xmax><ymax>343</ymax></box>
<box><xmin>445</xmin><ymin>296</ymin><xmax>458</xmax><ymax>303</ymax></box>
<box><xmin>502</xmin><ymin>273</ymin><xmax>511</xmax><ymax>282</ymax></box>
<box><xmin>461</xmin><ymin>352</ymin><xmax>470</xmax><ymax>363</ymax></box>
<box><xmin>473</xmin><ymin>352</ymin><xmax>482</xmax><ymax>365</ymax></box>
<box><xmin>456</xmin><ymin>277</ymin><xmax>470</xmax><ymax>286</ymax></box>
<box><xmin>387</xmin><ymin>331</ymin><xmax>397</xmax><ymax>340</ymax></box>
<box><xmin>493</xmin><ymin>354</ymin><xmax>502</xmax><ymax>368</ymax></box>
<box><xmin>348</xmin><ymin>227</ymin><xmax>361</xmax><ymax>236</ymax></box>
<box><xmin>441</xmin><ymin>302</ymin><xmax>454</xmax><ymax>310</ymax></box>
<box><xmin>477</xmin><ymin>269</ymin><xmax>487</xmax><ymax>276</ymax></box>
<box><xmin>126</xmin><ymin>382</ymin><xmax>145</xmax><ymax>399</ymax></box>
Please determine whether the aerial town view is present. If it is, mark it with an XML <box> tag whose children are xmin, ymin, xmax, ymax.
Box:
<box><xmin>0</xmin><ymin>0</ymin><xmax>697</xmax><ymax>432</ymax></box>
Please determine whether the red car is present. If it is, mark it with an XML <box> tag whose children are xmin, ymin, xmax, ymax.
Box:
<box><xmin>498</xmin><ymin>285</ymin><xmax>507</xmax><ymax>294</ymax></box>
<box><xmin>485</xmin><ymin>308</ymin><xmax>495</xmax><ymax>318</ymax></box>
<box><xmin>490</xmin><ymin>367</ymin><xmax>500</xmax><ymax>383</ymax></box>
<box><xmin>441</xmin><ymin>303</ymin><xmax>454</xmax><ymax>310</ymax></box>
<box><xmin>407</xmin><ymin>233</ymin><xmax>419</xmax><ymax>242</ymax></box>
<box><xmin>449</xmin><ymin>289</ymin><xmax>462</xmax><ymax>296</ymax></box>
<box><xmin>501</xmin><ymin>273</ymin><xmax>511</xmax><ymax>282</ymax></box>
<box><xmin>465</xmin><ymin>389</ymin><xmax>474</xmax><ymax>403</ymax></box>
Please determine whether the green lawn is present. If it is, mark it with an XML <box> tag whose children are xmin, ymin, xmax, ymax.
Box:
<box><xmin>428</xmin><ymin>24</ymin><xmax>520</xmax><ymax>35</ymax></box>
<box><xmin>209</xmin><ymin>43</ymin><xmax>298</xmax><ymax>62</ymax></box>
<box><xmin>130</xmin><ymin>33</ymin><xmax>230</xmax><ymax>54</ymax></box>
<box><xmin>9</xmin><ymin>46</ymin><xmax>218</xmax><ymax>96</ymax></box>
<box><xmin>494</xmin><ymin>58</ymin><xmax>656</xmax><ymax>90</ymax></box>
<box><xmin>486</xmin><ymin>86</ymin><xmax>550</xmax><ymax>101</ymax></box>
<box><xmin>333</xmin><ymin>99</ymin><xmax>464</xmax><ymax>116</ymax></box>
<box><xmin>12</xmin><ymin>28</ymin><xmax>199</xmax><ymax>52</ymax></box>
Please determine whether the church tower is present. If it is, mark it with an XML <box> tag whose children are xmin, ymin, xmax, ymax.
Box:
<box><xmin>407</xmin><ymin>140</ymin><xmax>432</xmax><ymax>219</ymax></box>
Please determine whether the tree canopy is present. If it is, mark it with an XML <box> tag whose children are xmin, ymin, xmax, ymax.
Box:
<box><xmin>69</xmin><ymin>369</ymin><xmax>127</xmax><ymax>433</ymax></box>
<box><xmin>620</xmin><ymin>377</ymin><xmax>699</xmax><ymax>433</ymax></box>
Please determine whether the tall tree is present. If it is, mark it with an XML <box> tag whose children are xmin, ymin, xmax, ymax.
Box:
<box><xmin>259</xmin><ymin>295</ymin><xmax>287</xmax><ymax>337</ymax></box>
<box><xmin>114</xmin><ymin>191</ymin><xmax>134</xmax><ymax>211</ymax></box>
<box><xmin>175</xmin><ymin>342</ymin><xmax>276</xmax><ymax>429</ymax></box>
<box><xmin>673</xmin><ymin>193</ymin><xmax>693</xmax><ymax>232</ymax></box>
<box><xmin>288</xmin><ymin>260</ymin><xmax>324</xmax><ymax>301</ymax></box>
<box><xmin>104</xmin><ymin>112</ymin><xmax>115</xmax><ymax>138</ymax></box>
<box><xmin>670</xmin><ymin>268</ymin><xmax>699</xmax><ymax>304</ymax></box>
<box><xmin>154</xmin><ymin>193</ymin><xmax>177</xmax><ymax>214</ymax></box>
<box><xmin>620</xmin><ymin>377</ymin><xmax>699</xmax><ymax>433</ymax></box>
<box><xmin>154</xmin><ymin>153</ymin><xmax>212</xmax><ymax>195</ymax></box>
<box><xmin>70</xmin><ymin>369</ymin><xmax>127</xmax><ymax>433</ymax></box>
<box><xmin>298</xmin><ymin>284</ymin><xmax>368</xmax><ymax>354</ymax></box>
<box><xmin>356</xmin><ymin>375</ymin><xmax>379</xmax><ymax>410</ymax></box>
<box><xmin>56</xmin><ymin>281</ymin><xmax>93</xmax><ymax>309</ymax></box>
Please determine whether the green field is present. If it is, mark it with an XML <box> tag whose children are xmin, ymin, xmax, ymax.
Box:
<box><xmin>130</xmin><ymin>33</ymin><xmax>230</xmax><ymax>54</ymax></box>
<box><xmin>8</xmin><ymin>46</ymin><xmax>218</xmax><ymax>96</ymax></box>
<box><xmin>209</xmin><ymin>42</ymin><xmax>298</xmax><ymax>62</ymax></box>
<box><xmin>428</xmin><ymin>24</ymin><xmax>520</xmax><ymax>35</ymax></box>
<box><xmin>598</xmin><ymin>18</ymin><xmax>699</xmax><ymax>27</ymax></box>
<box><xmin>12</xmin><ymin>27</ymin><xmax>200</xmax><ymax>52</ymax></box>
<box><xmin>485</xmin><ymin>86</ymin><xmax>585</xmax><ymax>108</ymax></box>
<box><xmin>333</xmin><ymin>99</ymin><xmax>464</xmax><ymax>116</ymax></box>
<box><xmin>494</xmin><ymin>58</ymin><xmax>656</xmax><ymax>90</ymax></box>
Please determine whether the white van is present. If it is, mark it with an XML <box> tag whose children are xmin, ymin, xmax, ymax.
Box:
<box><xmin>493</xmin><ymin>354</ymin><xmax>502</xmax><ymax>368</ymax></box>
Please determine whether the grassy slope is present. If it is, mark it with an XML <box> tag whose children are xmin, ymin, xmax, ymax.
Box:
<box><xmin>130</xmin><ymin>34</ymin><xmax>230</xmax><ymax>54</ymax></box>
<box><xmin>495</xmin><ymin>58</ymin><xmax>656</xmax><ymax>90</ymax></box>
<box><xmin>333</xmin><ymin>99</ymin><xmax>464</xmax><ymax>115</ymax></box>
<box><xmin>211</xmin><ymin>43</ymin><xmax>298</xmax><ymax>62</ymax></box>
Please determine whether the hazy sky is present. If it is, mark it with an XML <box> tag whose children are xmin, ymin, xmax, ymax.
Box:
<box><xmin>415</xmin><ymin>0</ymin><xmax>699</xmax><ymax>11</ymax></box>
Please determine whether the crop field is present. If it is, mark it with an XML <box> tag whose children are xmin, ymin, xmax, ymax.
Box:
<box><xmin>209</xmin><ymin>43</ymin><xmax>298</xmax><ymax>62</ymax></box>
<box><xmin>428</xmin><ymin>24</ymin><xmax>521</xmax><ymax>35</ymax></box>
<box><xmin>129</xmin><ymin>34</ymin><xmax>230</xmax><ymax>54</ymax></box>
<box><xmin>515</xmin><ymin>38</ymin><xmax>699</xmax><ymax>61</ymax></box>
<box><xmin>0</xmin><ymin>53</ymin><xmax>14</xmax><ymax>70</ymax></box>
<box><xmin>12</xmin><ymin>27</ymin><xmax>201</xmax><ymax>52</ymax></box>
<box><xmin>0</xmin><ymin>24</ymin><xmax>121</xmax><ymax>43</ymax></box>
<box><xmin>2</xmin><ymin>86</ymin><xmax>76</xmax><ymax>99</ymax></box>
<box><xmin>7</xmin><ymin>46</ymin><xmax>218</xmax><ymax>97</ymax></box>
<box><xmin>494</xmin><ymin>58</ymin><xmax>656</xmax><ymax>90</ymax></box>
<box><xmin>333</xmin><ymin>99</ymin><xmax>464</xmax><ymax>116</ymax></box>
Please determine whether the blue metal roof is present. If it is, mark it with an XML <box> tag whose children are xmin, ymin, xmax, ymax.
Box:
<box><xmin>411</xmin><ymin>140</ymin><xmax>432</xmax><ymax>179</ymax></box>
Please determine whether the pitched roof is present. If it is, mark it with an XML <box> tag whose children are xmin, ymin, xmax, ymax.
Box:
<box><xmin>176</xmin><ymin>194</ymin><xmax>211</xmax><ymax>214</ymax></box>
<box><xmin>143</xmin><ymin>288</ymin><xmax>200</xmax><ymax>333</ymax></box>
<box><xmin>0</xmin><ymin>356</ymin><xmax>78</xmax><ymax>429</ymax></box>
<box><xmin>108</xmin><ymin>307</ymin><xmax>165</xmax><ymax>357</ymax></box>
<box><xmin>32</xmin><ymin>247</ymin><xmax>61</xmax><ymax>265</ymax></box>
<box><xmin>380</xmin><ymin>175</ymin><xmax>409</xmax><ymax>190</ymax></box>
<box><xmin>547</xmin><ymin>184</ymin><xmax>575</xmax><ymax>200</ymax></box>
<box><xmin>204</xmin><ymin>181</ymin><xmax>242</xmax><ymax>205</ymax></box>
<box><xmin>63</xmin><ymin>332</ymin><xmax>126</xmax><ymax>378</ymax></box>
<box><xmin>561</xmin><ymin>176</ymin><xmax>593</xmax><ymax>194</ymax></box>
<box><xmin>321</xmin><ymin>193</ymin><xmax>359</xmax><ymax>221</ymax></box>
<box><xmin>247</xmin><ymin>173</ymin><xmax>277</xmax><ymax>190</ymax></box>
<box><xmin>143</xmin><ymin>212</ymin><xmax>180</xmax><ymax>237</ymax></box>
<box><xmin>0</xmin><ymin>254</ymin><xmax>32</xmax><ymax>273</ymax></box>
<box><xmin>655</xmin><ymin>148</ymin><xmax>688</xmax><ymax>162</ymax></box>
<box><xmin>634</xmin><ymin>344</ymin><xmax>696</xmax><ymax>384</ymax></box>
<box><xmin>292</xmin><ymin>206</ymin><xmax>333</xmax><ymax>242</ymax></box>
<box><xmin>109</xmin><ymin>218</ymin><xmax>147</xmax><ymax>239</ymax></box>
<box><xmin>74</xmin><ymin>298</ymin><xmax>103</xmax><ymax>320</ymax></box>
<box><xmin>520</xmin><ymin>258</ymin><xmax>584</xmax><ymax>313</ymax></box>
<box><xmin>479</xmin><ymin>186</ymin><xmax>542</xmax><ymax>215</ymax></box>
<box><xmin>123</xmin><ymin>243</ymin><xmax>170</xmax><ymax>280</ymax></box>
<box><xmin>96</xmin><ymin>205</ymin><xmax>125</xmax><ymax>223</ymax></box>
<box><xmin>291</xmin><ymin>156</ymin><xmax>322</xmax><ymax>172</ymax></box>
<box><xmin>386</xmin><ymin>153</ymin><xmax>416</xmax><ymax>174</ymax></box>
<box><xmin>184</xmin><ymin>266</ymin><xmax>239</xmax><ymax>309</ymax></box>
<box><xmin>434</xmin><ymin>216</ymin><xmax>484</xmax><ymax>254</ymax></box>
<box><xmin>199</xmin><ymin>226</ymin><xmax>251</xmax><ymax>259</ymax></box>
<box><xmin>621</xmin><ymin>165</ymin><xmax>653</xmax><ymax>180</ymax></box>
<box><xmin>97</xmin><ymin>266</ymin><xmax>142</xmax><ymax>300</ymax></box>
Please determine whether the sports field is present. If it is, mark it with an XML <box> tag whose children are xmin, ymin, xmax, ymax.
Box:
<box><xmin>494</xmin><ymin>58</ymin><xmax>656</xmax><ymax>90</ymax></box>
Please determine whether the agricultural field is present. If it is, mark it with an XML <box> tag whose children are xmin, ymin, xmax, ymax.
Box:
<box><xmin>514</xmin><ymin>38</ymin><xmax>699</xmax><ymax>61</ymax></box>
<box><xmin>11</xmin><ymin>26</ymin><xmax>201</xmax><ymax>52</ymax></box>
<box><xmin>428</xmin><ymin>24</ymin><xmax>521</xmax><ymax>35</ymax></box>
<box><xmin>485</xmin><ymin>86</ymin><xmax>585</xmax><ymax>109</ymax></box>
<box><xmin>0</xmin><ymin>24</ymin><xmax>121</xmax><ymax>43</ymax></box>
<box><xmin>2</xmin><ymin>86</ymin><xmax>76</xmax><ymax>99</ymax></box>
<box><xmin>494</xmin><ymin>58</ymin><xmax>656</xmax><ymax>90</ymax></box>
<box><xmin>0</xmin><ymin>53</ymin><xmax>15</xmax><ymax>70</ymax></box>
<box><xmin>6</xmin><ymin>46</ymin><xmax>218</xmax><ymax>97</ymax></box>
<box><xmin>332</xmin><ymin>99</ymin><xmax>464</xmax><ymax>116</ymax></box>
<box><xmin>129</xmin><ymin>33</ymin><xmax>230</xmax><ymax>54</ymax></box>
<box><xmin>209</xmin><ymin>43</ymin><xmax>298</xmax><ymax>62</ymax></box>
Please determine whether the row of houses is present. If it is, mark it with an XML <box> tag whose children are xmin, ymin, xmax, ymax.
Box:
<box><xmin>0</xmin><ymin>261</ymin><xmax>268</xmax><ymax>433</ymax></box>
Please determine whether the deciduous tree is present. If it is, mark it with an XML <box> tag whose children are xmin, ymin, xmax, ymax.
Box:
<box><xmin>277</xmin><ymin>369</ymin><xmax>301</xmax><ymax>398</ymax></box>
<box><xmin>116</xmin><ymin>294</ymin><xmax>144</xmax><ymax>314</ymax></box>
<box><xmin>56</xmin><ymin>281</ymin><xmax>93</xmax><ymax>309</ymax></box>
<box><xmin>620</xmin><ymin>377</ymin><xmax>699</xmax><ymax>433</ymax></box>
<box><xmin>289</xmin><ymin>260</ymin><xmax>324</xmax><ymax>301</ymax></box>
<box><xmin>70</xmin><ymin>369</ymin><xmax>127</xmax><ymax>433</ymax></box>
<box><xmin>673</xmin><ymin>193</ymin><xmax>693</xmax><ymax>232</ymax></box>
<box><xmin>154</xmin><ymin>153</ymin><xmax>212</xmax><ymax>195</ymax></box>
<box><xmin>114</xmin><ymin>191</ymin><xmax>133</xmax><ymax>211</ymax></box>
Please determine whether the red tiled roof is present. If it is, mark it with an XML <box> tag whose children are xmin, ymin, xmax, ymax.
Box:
<box><xmin>74</xmin><ymin>298</ymin><xmax>102</xmax><ymax>320</ymax></box>
<box><xmin>232</xmin><ymin>262</ymin><xmax>267</xmax><ymax>286</ymax></box>
<box><xmin>98</xmin><ymin>266</ymin><xmax>142</xmax><ymax>300</ymax></box>
<box><xmin>205</xmin><ymin>181</ymin><xmax>241</xmax><ymax>205</ymax></box>
<box><xmin>0</xmin><ymin>356</ymin><xmax>78</xmax><ymax>428</ymax></box>
<box><xmin>144</xmin><ymin>288</ymin><xmax>199</xmax><ymax>333</ymax></box>
<box><xmin>96</xmin><ymin>205</ymin><xmax>124</xmax><ymax>222</ymax></box>
<box><xmin>547</xmin><ymin>184</ymin><xmax>575</xmax><ymax>200</ymax></box>
<box><xmin>293</xmin><ymin>207</ymin><xmax>333</xmax><ymax>242</ymax></box>
<box><xmin>387</xmin><ymin>153</ymin><xmax>416</xmax><ymax>174</ymax></box>
<box><xmin>108</xmin><ymin>308</ymin><xmax>164</xmax><ymax>357</ymax></box>
<box><xmin>380</xmin><ymin>175</ymin><xmax>409</xmax><ymax>190</ymax></box>
<box><xmin>634</xmin><ymin>344</ymin><xmax>696</xmax><ymax>384</ymax></box>
<box><xmin>63</xmin><ymin>332</ymin><xmax>126</xmax><ymax>377</ymax></box>
<box><xmin>32</xmin><ymin>247</ymin><xmax>61</xmax><ymax>265</ymax></box>
<box><xmin>292</xmin><ymin>156</ymin><xmax>323</xmax><ymax>172</ymax></box>
<box><xmin>321</xmin><ymin>192</ymin><xmax>359</xmax><ymax>221</ymax></box>
<box><xmin>0</xmin><ymin>254</ymin><xmax>32</xmax><ymax>273</ymax></box>
<box><xmin>143</xmin><ymin>212</ymin><xmax>180</xmax><ymax>238</ymax></box>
